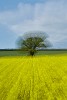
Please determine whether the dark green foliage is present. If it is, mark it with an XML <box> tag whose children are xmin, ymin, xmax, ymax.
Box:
<box><xmin>17</xmin><ymin>31</ymin><xmax>51</xmax><ymax>56</ymax></box>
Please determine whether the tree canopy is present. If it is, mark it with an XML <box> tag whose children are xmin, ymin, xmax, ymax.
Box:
<box><xmin>17</xmin><ymin>31</ymin><xmax>51</xmax><ymax>56</ymax></box>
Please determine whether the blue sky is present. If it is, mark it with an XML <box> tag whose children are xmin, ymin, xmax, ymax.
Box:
<box><xmin>0</xmin><ymin>0</ymin><xmax>67</xmax><ymax>49</ymax></box>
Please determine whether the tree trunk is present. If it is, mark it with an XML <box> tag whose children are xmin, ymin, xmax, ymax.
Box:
<box><xmin>29</xmin><ymin>50</ymin><xmax>34</xmax><ymax>56</ymax></box>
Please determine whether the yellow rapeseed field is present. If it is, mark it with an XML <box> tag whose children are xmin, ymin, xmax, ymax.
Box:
<box><xmin>0</xmin><ymin>55</ymin><xmax>67</xmax><ymax>100</ymax></box>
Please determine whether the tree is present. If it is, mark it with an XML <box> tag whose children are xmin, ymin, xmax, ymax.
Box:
<box><xmin>17</xmin><ymin>31</ymin><xmax>51</xmax><ymax>56</ymax></box>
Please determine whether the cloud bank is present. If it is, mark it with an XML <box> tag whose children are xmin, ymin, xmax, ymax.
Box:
<box><xmin>0</xmin><ymin>0</ymin><xmax>67</xmax><ymax>48</ymax></box>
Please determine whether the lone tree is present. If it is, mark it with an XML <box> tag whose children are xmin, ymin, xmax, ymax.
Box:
<box><xmin>17</xmin><ymin>31</ymin><xmax>51</xmax><ymax>56</ymax></box>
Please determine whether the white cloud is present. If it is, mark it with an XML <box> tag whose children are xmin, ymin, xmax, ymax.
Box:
<box><xmin>0</xmin><ymin>0</ymin><xmax>67</xmax><ymax>48</ymax></box>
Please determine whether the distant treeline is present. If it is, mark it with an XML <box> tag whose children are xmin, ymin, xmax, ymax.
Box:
<box><xmin>0</xmin><ymin>49</ymin><xmax>19</xmax><ymax>51</ymax></box>
<box><xmin>0</xmin><ymin>49</ymin><xmax>67</xmax><ymax>51</ymax></box>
